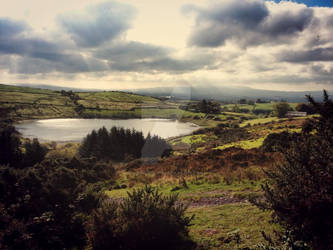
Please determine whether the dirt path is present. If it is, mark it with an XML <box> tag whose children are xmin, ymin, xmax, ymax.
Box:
<box><xmin>185</xmin><ymin>195</ymin><xmax>246</xmax><ymax>208</ymax></box>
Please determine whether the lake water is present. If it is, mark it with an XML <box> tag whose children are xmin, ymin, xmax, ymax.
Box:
<box><xmin>16</xmin><ymin>118</ymin><xmax>199</xmax><ymax>142</ymax></box>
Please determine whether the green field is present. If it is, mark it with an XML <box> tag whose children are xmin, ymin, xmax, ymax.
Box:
<box><xmin>0</xmin><ymin>84</ymin><xmax>183</xmax><ymax>121</ymax></box>
<box><xmin>222</xmin><ymin>102</ymin><xmax>298</xmax><ymax>112</ymax></box>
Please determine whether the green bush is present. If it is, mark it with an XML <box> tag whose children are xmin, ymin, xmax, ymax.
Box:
<box><xmin>273</xmin><ymin>102</ymin><xmax>292</xmax><ymax>118</ymax></box>
<box><xmin>89</xmin><ymin>186</ymin><xmax>196</xmax><ymax>250</ymax></box>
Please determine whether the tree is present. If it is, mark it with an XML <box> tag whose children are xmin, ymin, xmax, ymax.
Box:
<box><xmin>89</xmin><ymin>186</ymin><xmax>195</xmax><ymax>250</ymax></box>
<box><xmin>0</xmin><ymin>126</ymin><xmax>22</xmax><ymax>167</ymax></box>
<box><xmin>255</xmin><ymin>91</ymin><xmax>333</xmax><ymax>249</ymax></box>
<box><xmin>79</xmin><ymin>127</ymin><xmax>170</xmax><ymax>161</ymax></box>
<box><xmin>239</xmin><ymin>98</ymin><xmax>247</xmax><ymax>104</ymax></box>
<box><xmin>296</xmin><ymin>103</ymin><xmax>314</xmax><ymax>114</ymax></box>
<box><xmin>23</xmin><ymin>138</ymin><xmax>48</xmax><ymax>167</ymax></box>
<box><xmin>247</xmin><ymin>100</ymin><xmax>255</xmax><ymax>105</ymax></box>
<box><xmin>273</xmin><ymin>102</ymin><xmax>291</xmax><ymax>118</ymax></box>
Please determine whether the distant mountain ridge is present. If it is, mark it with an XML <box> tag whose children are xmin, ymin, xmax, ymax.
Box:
<box><xmin>132</xmin><ymin>86</ymin><xmax>324</xmax><ymax>102</ymax></box>
<box><xmin>6</xmin><ymin>83</ymin><xmax>325</xmax><ymax>102</ymax></box>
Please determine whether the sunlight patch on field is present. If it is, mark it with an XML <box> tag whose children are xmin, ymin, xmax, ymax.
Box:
<box><xmin>215</xmin><ymin>137</ymin><xmax>266</xmax><ymax>150</ymax></box>
<box><xmin>181</xmin><ymin>134</ymin><xmax>208</xmax><ymax>144</ymax></box>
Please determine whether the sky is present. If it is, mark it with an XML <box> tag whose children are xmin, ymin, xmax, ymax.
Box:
<box><xmin>0</xmin><ymin>0</ymin><xmax>333</xmax><ymax>91</ymax></box>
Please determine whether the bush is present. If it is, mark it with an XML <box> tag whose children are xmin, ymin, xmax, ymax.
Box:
<box><xmin>296</xmin><ymin>103</ymin><xmax>314</xmax><ymax>114</ymax></box>
<box><xmin>273</xmin><ymin>102</ymin><xmax>292</xmax><ymax>118</ymax></box>
<box><xmin>22</xmin><ymin>138</ymin><xmax>48</xmax><ymax>167</ymax></box>
<box><xmin>89</xmin><ymin>186</ymin><xmax>195</xmax><ymax>250</ymax></box>
<box><xmin>261</xmin><ymin>131</ymin><xmax>299</xmax><ymax>152</ymax></box>
<box><xmin>254</xmin><ymin>91</ymin><xmax>333</xmax><ymax>249</ymax></box>
<box><xmin>0</xmin><ymin>126</ymin><xmax>22</xmax><ymax>167</ymax></box>
<box><xmin>252</xmin><ymin>109</ymin><xmax>271</xmax><ymax>116</ymax></box>
<box><xmin>0</xmin><ymin>126</ymin><xmax>48</xmax><ymax>168</ymax></box>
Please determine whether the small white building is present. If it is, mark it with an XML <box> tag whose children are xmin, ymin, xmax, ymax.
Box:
<box><xmin>287</xmin><ymin>111</ymin><xmax>307</xmax><ymax>117</ymax></box>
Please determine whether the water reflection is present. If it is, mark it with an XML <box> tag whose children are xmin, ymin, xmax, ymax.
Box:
<box><xmin>16</xmin><ymin>118</ymin><xmax>199</xmax><ymax>142</ymax></box>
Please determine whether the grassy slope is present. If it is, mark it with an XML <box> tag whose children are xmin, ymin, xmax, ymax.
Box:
<box><xmin>222</xmin><ymin>102</ymin><xmax>298</xmax><ymax>112</ymax></box>
<box><xmin>0</xmin><ymin>84</ymin><xmax>256</xmax><ymax>127</ymax></box>
<box><xmin>102</xmin><ymin>116</ymin><xmax>307</xmax><ymax>248</ymax></box>
<box><xmin>0</xmin><ymin>84</ymin><xmax>190</xmax><ymax>121</ymax></box>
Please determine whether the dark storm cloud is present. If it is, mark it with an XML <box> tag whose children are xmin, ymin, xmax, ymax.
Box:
<box><xmin>0</xmin><ymin>35</ymin><xmax>109</xmax><ymax>74</ymax></box>
<box><xmin>0</xmin><ymin>18</ymin><xmax>27</xmax><ymax>37</ymax></box>
<box><xmin>95</xmin><ymin>42</ymin><xmax>216</xmax><ymax>73</ymax></box>
<box><xmin>11</xmin><ymin>56</ymin><xmax>109</xmax><ymax>74</ymax></box>
<box><xmin>0</xmin><ymin>17</ymin><xmax>109</xmax><ymax>74</ymax></box>
<box><xmin>58</xmin><ymin>1</ymin><xmax>136</xmax><ymax>47</ymax></box>
<box><xmin>0</xmin><ymin>18</ymin><xmax>63</xmax><ymax>62</ymax></box>
<box><xmin>94</xmin><ymin>41</ymin><xmax>170</xmax><ymax>62</ymax></box>
<box><xmin>262</xmin><ymin>8</ymin><xmax>313</xmax><ymax>36</ymax></box>
<box><xmin>279</xmin><ymin>47</ymin><xmax>333</xmax><ymax>62</ymax></box>
<box><xmin>109</xmin><ymin>56</ymin><xmax>214</xmax><ymax>73</ymax></box>
<box><xmin>185</xmin><ymin>0</ymin><xmax>314</xmax><ymax>47</ymax></box>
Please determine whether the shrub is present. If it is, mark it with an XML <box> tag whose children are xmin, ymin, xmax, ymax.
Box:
<box><xmin>252</xmin><ymin>109</ymin><xmax>271</xmax><ymax>116</ymax></box>
<box><xmin>273</xmin><ymin>102</ymin><xmax>292</xmax><ymax>118</ymax></box>
<box><xmin>89</xmin><ymin>186</ymin><xmax>195</xmax><ymax>250</ymax></box>
<box><xmin>22</xmin><ymin>138</ymin><xmax>48</xmax><ymax>167</ymax></box>
<box><xmin>0</xmin><ymin>126</ymin><xmax>22</xmax><ymax>167</ymax></box>
<box><xmin>0</xmin><ymin>126</ymin><xmax>48</xmax><ymax>168</ymax></box>
<box><xmin>261</xmin><ymin>131</ymin><xmax>299</xmax><ymax>152</ymax></box>
<box><xmin>296</xmin><ymin>103</ymin><xmax>314</xmax><ymax>114</ymax></box>
<box><xmin>254</xmin><ymin>91</ymin><xmax>333</xmax><ymax>249</ymax></box>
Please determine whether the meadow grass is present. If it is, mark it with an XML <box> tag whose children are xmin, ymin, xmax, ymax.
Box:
<box><xmin>104</xmin><ymin>177</ymin><xmax>275</xmax><ymax>249</ymax></box>
<box><xmin>187</xmin><ymin>203</ymin><xmax>279</xmax><ymax>249</ymax></box>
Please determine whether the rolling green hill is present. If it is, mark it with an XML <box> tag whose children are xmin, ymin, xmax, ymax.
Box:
<box><xmin>0</xmin><ymin>84</ymin><xmax>181</xmax><ymax>121</ymax></box>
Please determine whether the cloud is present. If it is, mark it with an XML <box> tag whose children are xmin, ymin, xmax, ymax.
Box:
<box><xmin>0</xmin><ymin>16</ymin><xmax>110</xmax><ymax>74</ymax></box>
<box><xmin>95</xmin><ymin>41</ymin><xmax>171</xmax><ymax>63</ymax></box>
<box><xmin>10</xmin><ymin>54</ymin><xmax>109</xmax><ymax>74</ymax></box>
<box><xmin>185</xmin><ymin>0</ymin><xmax>314</xmax><ymax>48</ymax></box>
<box><xmin>94</xmin><ymin>41</ymin><xmax>217</xmax><ymax>73</ymax></box>
<box><xmin>58</xmin><ymin>1</ymin><xmax>136</xmax><ymax>47</ymax></box>
<box><xmin>0</xmin><ymin>18</ymin><xmax>27</xmax><ymax>37</ymax></box>
<box><xmin>279</xmin><ymin>47</ymin><xmax>333</xmax><ymax>62</ymax></box>
<box><xmin>310</xmin><ymin>64</ymin><xmax>333</xmax><ymax>84</ymax></box>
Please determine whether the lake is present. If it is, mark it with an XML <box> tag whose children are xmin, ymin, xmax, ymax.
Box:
<box><xmin>15</xmin><ymin>118</ymin><xmax>199</xmax><ymax>142</ymax></box>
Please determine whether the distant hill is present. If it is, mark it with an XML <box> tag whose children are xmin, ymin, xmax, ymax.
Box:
<box><xmin>4</xmin><ymin>83</ymin><xmax>326</xmax><ymax>102</ymax></box>
<box><xmin>132</xmin><ymin>85</ymin><xmax>324</xmax><ymax>102</ymax></box>
<box><xmin>0</xmin><ymin>84</ymin><xmax>165</xmax><ymax>122</ymax></box>
<box><xmin>8</xmin><ymin>83</ymin><xmax>102</xmax><ymax>92</ymax></box>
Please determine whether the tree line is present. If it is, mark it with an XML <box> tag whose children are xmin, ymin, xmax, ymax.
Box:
<box><xmin>179</xmin><ymin>99</ymin><xmax>222</xmax><ymax>114</ymax></box>
<box><xmin>79</xmin><ymin>126</ymin><xmax>172</xmax><ymax>161</ymax></box>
